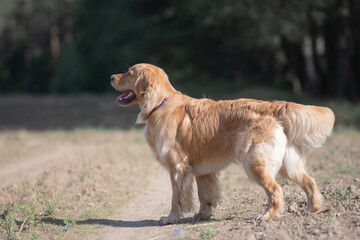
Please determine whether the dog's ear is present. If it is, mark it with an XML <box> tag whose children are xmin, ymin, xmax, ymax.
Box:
<box><xmin>135</xmin><ymin>69</ymin><xmax>155</xmax><ymax>96</ymax></box>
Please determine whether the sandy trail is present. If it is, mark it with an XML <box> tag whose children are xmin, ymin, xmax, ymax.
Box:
<box><xmin>0</xmin><ymin>143</ymin><xmax>78</xmax><ymax>188</ymax></box>
<box><xmin>91</xmin><ymin>169</ymin><xmax>175</xmax><ymax>240</ymax></box>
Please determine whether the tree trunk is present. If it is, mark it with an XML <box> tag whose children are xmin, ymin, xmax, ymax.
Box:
<box><xmin>335</xmin><ymin>0</ymin><xmax>358</xmax><ymax>100</ymax></box>
<box><xmin>22</xmin><ymin>0</ymin><xmax>33</xmax><ymax>92</ymax></box>
<box><xmin>281</xmin><ymin>39</ymin><xmax>307</xmax><ymax>96</ymax></box>
<box><xmin>302</xmin><ymin>36</ymin><xmax>319</xmax><ymax>96</ymax></box>
<box><xmin>50</xmin><ymin>0</ymin><xmax>60</xmax><ymax>65</ymax></box>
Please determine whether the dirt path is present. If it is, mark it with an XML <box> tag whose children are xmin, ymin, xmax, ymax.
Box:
<box><xmin>91</xmin><ymin>168</ymin><xmax>175</xmax><ymax>240</ymax></box>
<box><xmin>1</xmin><ymin>96</ymin><xmax>359</xmax><ymax>240</ymax></box>
<box><xmin>0</xmin><ymin>142</ymin><xmax>82</xmax><ymax>188</ymax></box>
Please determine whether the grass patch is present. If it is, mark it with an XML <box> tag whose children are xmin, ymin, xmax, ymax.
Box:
<box><xmin>311</xmin><ymin>162</ymin><xmax>324</xmax><ymax>173</ymax></box>
<box><xmin>329</xmin><ymin>147</ymin><xmax>340</xmax><ymax>157</ymax></box>
<box><xmin>200</xmin><ymin>226</ymin><xmax>216</xmax><ymax>240</ymax></box>
<box><xmin>4</xmin><ymin>209</ymin><xmax>16</xmax><ymax>239</ymax></box>
<box><xmin>33</xmin><ymin>175</ymin><xmax>61</xmax><ymax>216</ymax></box>
<box><xmin>325</xmin><ymin>213</ymin><xmax>337</xmax><ymax>225</ymax></box>
<box><xmin>336</xmin><ymin>164</ymin><xmax>357</xmax><ymax>174</ymax></box>
<box><xmin>323</xmin><ymin>176</ymin><xmax>335</xmax><ymax>184</ymax></box>
<box><xmin>0</xmin><ymin>174</ymin><xmax>61</xmax><ymax>239</ymax></box>
<box><xmin>0</xmin><ymin>128</ymin><xmax>153</xmax><ymax>239</ymax></box>
<box><xmin>227</xmin><ymin>202</ymin><xmax>249</xmax><ymax>216</ymax></box>
<box><xmin>1</xmin><ymin>203</ymin><xmax>38</xmax><ymax>239</ymax></box>
<box><xmin>330</xmin><ymin>188</ymin><xmax>351</xmax><ymax>201</ymax></box>
<box><xmin>62</xmin><ymin>219</ymin><xmax>76</xmax><ymax>232</ymax></box>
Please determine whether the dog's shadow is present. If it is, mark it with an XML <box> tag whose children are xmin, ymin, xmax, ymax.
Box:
<box><xmin>41</xmin><ymin>217</ymin><xmax>197</xmax><ymax>228</ymax></box>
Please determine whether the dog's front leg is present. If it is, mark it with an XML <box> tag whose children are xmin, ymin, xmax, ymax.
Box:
<box><xmin>160</xmin><ymin>163</ymin><xmax>194</xmax><ymax>225</ymax></box>
<box><xmin>194</xmin><ymin>172</ymin><xmax>221</xmax><ymax>221</ymax></box>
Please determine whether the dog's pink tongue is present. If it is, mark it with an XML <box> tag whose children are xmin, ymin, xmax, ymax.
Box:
<box><xmin>115</xmin><ymin>90</ymin><xmax>133</xmax><ymax>103</ymax></box>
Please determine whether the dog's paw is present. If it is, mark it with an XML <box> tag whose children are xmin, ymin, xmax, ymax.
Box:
<box><xmin>307</xmin><ymin>202</ymin><xmax>322</xmax><ymax>213</ymax></box>
<box><xmin>256</xmin><ymin>212</ymin><xmax>271</xmax><ymax>222</ymax></box>
<box><xmin>256</xmin><ymin>210</ymin><xmax>281</xmax><ymax>222</ymax></box>
<box><xmin>193</xmin><ymin>212</ymin><xmax>212</xmax><ymax>222</ymax></box>
<box><xmin>159</xmin><ymin>215</ymin><xmax>179</xmax><ymax>225</ymax></box>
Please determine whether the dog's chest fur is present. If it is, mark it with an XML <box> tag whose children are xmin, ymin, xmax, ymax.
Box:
<box><xmin>143</xmin><ymin>101</ymin><xmax>244</xmax><ymax>174</ymax></box>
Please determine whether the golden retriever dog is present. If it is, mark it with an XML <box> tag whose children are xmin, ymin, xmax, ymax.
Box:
<box><xmin>111</xmin><ymin>63</ymin><xmax>335</xmax><ymax>225</ymax></box>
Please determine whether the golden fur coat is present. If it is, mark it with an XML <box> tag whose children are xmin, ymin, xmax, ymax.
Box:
<box><xmin>111</xmin><ymin>63</ymin><xmax>335</xmax><ymax>225</ymax></box>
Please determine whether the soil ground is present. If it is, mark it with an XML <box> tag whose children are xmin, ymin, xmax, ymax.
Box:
<box><xmin>0</xmin><ymin>93</ymin><xmax>359</xmax><ymax>240</ymax></box>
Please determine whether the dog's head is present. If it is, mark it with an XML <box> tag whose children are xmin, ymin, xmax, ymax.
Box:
<box><xmin>111</xmin><ymin>63</ymin><xmax>177</xmax><ymax>122</ymax></box>
<box><xmin>111</xmin><ymin>63</ymin><xmax>152</xmax><ymax>106</ymax></box>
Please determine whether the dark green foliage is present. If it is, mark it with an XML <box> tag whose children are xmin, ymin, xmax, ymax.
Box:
<box><xmin>0</xmin><ymin>0</ymin><xmax>359</xmax><ymax>99</ymax></box>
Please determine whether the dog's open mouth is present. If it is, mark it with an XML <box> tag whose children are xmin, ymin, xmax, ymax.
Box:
<box><xmin>115</xmin><ymin>90</ymin><xmax>136</xmax><ymax>105</ymax></box>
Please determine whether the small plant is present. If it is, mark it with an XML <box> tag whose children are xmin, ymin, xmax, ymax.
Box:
<box><xmin>33</xmin><ymin>175</ymin><xmax>62</xmax><ymax>216</ymax></box>
<box><xmin>311</xmin><ymin>163</ymin><xmax>323</xmax><ymax>172</ymax></box>
<box><xmin>336</xmin><ymin>164</ymin><xmax>356</xmax><ymax>174</ymax></box>
<box><xmin>325</xmin><ymin>213</ymin><xmax>337</xmax><ymax>224</ymax></box>
<box><xmin>2</xmin><ymin>203</ymin><xmax>38</xmax><ymax>239</ymax></box>
<box><xmin>44</xmin><ymin>201</ymin><xmax>57</xmax><ymax>216</ymax></box>
<box><xmin>62</xmin><ymin>219</ymin><xmax>76</xmax><ymax>232</ymax></box>
<box><xmin>200</xmin><ymin>227</ymin><xmax>216</xmax><ymax>240</ymax></box>
<box><xmin>77</xmin><ymin>159</ymin><xmax>94</xmax><ymax>182</ymax></box>
<box><xmin>227</xmin><ymin>201</ymin><xmax>249</xmax><ymax>216</ymax></box>
<box><xmin>329</xmin><ymin>147</ymin><xmax>340</xmax><ymax>157</ymax></box>
<box><xmin>4</xmin><ymin>210</ymin><xmax>16</xmax><ymax>239</ymax></box>
<box><xmin>232</xmin><ymin>205</ymin><xmax>247</xmax><ymax>215</ymax></box>
<box><xmin>331</xmin><ymin>188</ymin><xmax>351</xmax><ymax>201</ymax></box>
<box><xmin>78</xmin><ymin>170</ymin><xmax>89</xmax><ymax>182</ymax></box>
<box><xmin>31</xmin><ymin>231</ymin><xmax>41</xmax><ymax>240</ymax></box>
<box><xmin>323</xmin><ymin>176</ymin><xmax>334</xmax><ymax>183</ymax></box>
<box><xmin>33</xmin><ymin>185</ymin><xmax>60</xmax><ymax>216</ymax></box>
<box><xmin>284</xmin><ymin>196</ymin><xmax>292</xmax><ymax>204</ymax></box>
<box><xmin>17</xmin><ymin>204</ymin><xmax>37</xmax><ymax>233</ymax></box>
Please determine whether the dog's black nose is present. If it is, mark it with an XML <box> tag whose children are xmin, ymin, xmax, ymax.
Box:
<box><xmin>110</xmin><ymin>75</ymin><xmax>115</xmax><ymax>82</ymax></box>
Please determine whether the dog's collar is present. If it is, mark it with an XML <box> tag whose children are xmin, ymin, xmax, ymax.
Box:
<box><xmin>148</xmin><ymin>97</ymin><xmax>169</xmax><ymax>117</ymax></box>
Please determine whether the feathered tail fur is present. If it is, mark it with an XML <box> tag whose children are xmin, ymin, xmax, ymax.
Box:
<box><xmin>272</xmin><ymin>102</ymin><xmax>335</xmax><ymax>148</ymax></box>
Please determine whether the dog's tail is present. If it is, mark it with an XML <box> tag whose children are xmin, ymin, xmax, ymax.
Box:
<box><xmin>273</xmin><ymin>102</ymin><xmax>335</xmax><ymax>148</ymax></box>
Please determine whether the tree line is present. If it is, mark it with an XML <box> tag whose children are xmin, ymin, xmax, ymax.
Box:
<box><xmin>0</xmin><ymin>0</ymin><xmax>359</xmax><ymax>100</ymax></box>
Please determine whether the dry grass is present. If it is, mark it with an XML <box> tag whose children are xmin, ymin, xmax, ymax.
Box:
<box><xmin>0</xmin><ymin>128</ymin><xmax>155</xmax><ymax>239</ymax></box>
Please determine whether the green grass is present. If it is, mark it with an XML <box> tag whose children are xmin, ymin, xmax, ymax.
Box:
<box><xmin>323</xmin><ymin>176</ymin><xmax>335</xmax><ymax>184</ymax></box>
<box><xmin>336</xmin><ymin>164</ymin><xmax>357</xmax><ymax>174</ymax></box>
<box><xmin>0</xmin><ymin>127</ymin><xmax>154</xmax><ymax>239</ymax></box>
<box><xmin>329</xmin><ymin>188</ymin><xmax>351</xmax><ymax>201</ymax></box>
<box><xmin>227</xmin><ymin>201</ymin><xmax>249</xmax><ymax>216</ymax></box>
<box><xmin>33</xmin><ymin>178</ymin><xmax>61</xmax><ymax>216</ymax></box>
<box><xmin>30</xmin><ymin>231</ymin><xmax>40</xmax><ymax>240</ymax></box>
<box><xmin>0</xmin><ymin>172</ymin><xmax>63</xmax><ymax>239</ymax></box>
<box><xmin>325</xmin><ymin>213</ymin><xmax>337</xmax><ymax>225</ymax></box>
<box><xmin>4</xmin><ymin>210</ymin><xmax>16</xmax><ymax>239</ymax></box>
<box><xmin>1</xmin><ymin>203</ymin><xmax>38</xmax><ymax>239</ymax></box>
<box><xmin>200</xmin><ymin>226</ymin><xmax>216</xmax><ymax>240</ymax></box>
<box><xmin>329</xmin><ymin>147</ymin><xmax>340</xmax><ymax>157</ymax></box>
<box><xmin>311</xmin><ymin>162</ymin><xmax>324</xmax><ymax>173</ymax></box>
<box><xmin>62</xmin><ymin>219</ymin><xmax>76</xmax><ymax>232</ymax></box>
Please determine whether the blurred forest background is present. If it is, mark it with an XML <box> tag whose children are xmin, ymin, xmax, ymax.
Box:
<box><xmin>0</xmin><ymin>0</ymin><xmax>359</xmax><ymax>100</ymax></box>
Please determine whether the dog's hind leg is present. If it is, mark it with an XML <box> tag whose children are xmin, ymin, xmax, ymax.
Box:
<box><xmin>239</xmin><ymin>122</ymin><xmax>286</xmax><ymax>221</ymax></box>
<box><xmin>194</xmin><ymin>172</ymin><xmax>221</xmax><ymax>221</ymax></box>
<box><xmin>247</xmin><ymin>159</ymin><xmax>284</xmax><ymax>221</ymax></box>
<box><xmin>297</xmin><ymin>172</ymin><xmax>322</xmax><ymax>212</ymax></box>
<box><xmin>160</xmin><ymin>162</ymin><xmax>194</xmax><ymax>225</ymax></box>
<box><xmin>280</xmin><ymin>146</ymin><xmax>322</xmax><ymax>212</ymax></box>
